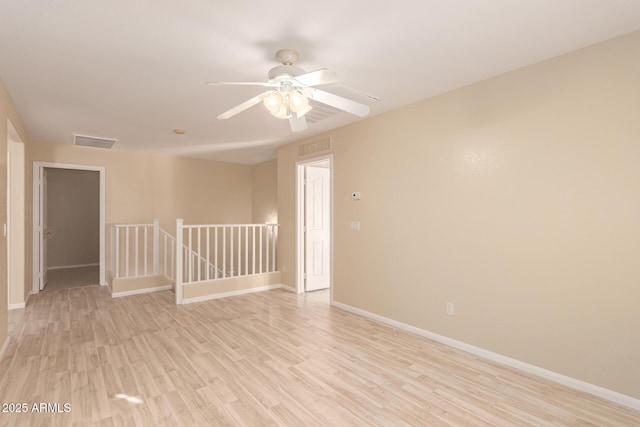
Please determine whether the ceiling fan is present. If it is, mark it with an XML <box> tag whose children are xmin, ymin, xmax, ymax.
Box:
<box><xmin>208</xmin><ymin>49</ymin><xmax>375</xmax><ymax>132</ymax></box>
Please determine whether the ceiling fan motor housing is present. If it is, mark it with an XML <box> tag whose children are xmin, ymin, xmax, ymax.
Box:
<box><xmin>268</xmin><ymin>64</ymin><xmax>305</xmax><ymax>82</ymax></box>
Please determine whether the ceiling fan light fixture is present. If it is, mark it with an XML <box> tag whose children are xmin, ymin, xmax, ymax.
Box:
<box><xmin>263</xmin><ymin>91</ymin><xmax>284</xmax><ymax>113</ymax></box>
<box><xmin>271</xmin><ymin>102</ymin><xmax>290</xmax><ymax>119</ymax></box>
<box><xmin>289</xmin><ymin>91</ymin><xmax>309</xmax><ymax>113</ymax></box>
<box><xmin>262</xmin><ymin>90</ymin><xmax>312</xmax><ymax>119</ymax></box>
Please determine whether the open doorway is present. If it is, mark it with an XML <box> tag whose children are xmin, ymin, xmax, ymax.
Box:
<box><xmin>296</xmin><ymin>156</ymin><xmax>333</xmax><ymax>299</ymax></box>
<box><xmin>45</xmin><ymin>168</ymin><xmax>100</xmax><ymax>291</ymax></box>
<box><xmin>32</xmin><ymin>162</ymin><xmax>106</xmax><ymax>294</ymax></box>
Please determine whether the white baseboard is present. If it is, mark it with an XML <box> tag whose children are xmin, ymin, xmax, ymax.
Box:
<box><xmin>48</xmin><ymin>263</ymin><xmax>99</xmax><ymax>271</ymax></box>
<box><xmin>331</xmin><ymin>301</ymin><xmax>640</xmax><ymax>411</ymax></box>
<box><xmin>111</xmin><ymin>285</ymin><xmax>172</xmax><ymax>298</ymax></box>
<box><xmin>8</xmin><ymin>291</ymin><xmax>30</xmax><ymax>310</ymax></box>
<box><xmin>182</xmin><ymin>284</ymin><xmax>282</xmax><ymax>305</ymax></box>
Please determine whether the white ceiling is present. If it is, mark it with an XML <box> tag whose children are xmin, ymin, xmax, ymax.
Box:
<box><xmin>1</xmin><ymin>1</ymin><xmax>640</xmax><ymax>164</ymax></box>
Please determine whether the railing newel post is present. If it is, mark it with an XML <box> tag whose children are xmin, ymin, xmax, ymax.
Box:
<box><xmin>176</xmin><ymin>218</ymin><xmax>184</xmax><ymax>304</ymax></box>
<box><xmin>153</xmin><ymin>219</ymin><xmax>160</xmax><ymax>275</ymax></box>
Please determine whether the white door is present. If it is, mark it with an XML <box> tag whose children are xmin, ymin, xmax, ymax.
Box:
<box><xmin>305</xmin><ymin>166</ymin><xmax>330</xmax><ymax>291</ymax></box>
<box><xmin>43</xmin><ymin>168</ymin><xmax>49</xmax><ymax>289</ymax></box>
<box><xmin>6</xmin><ymin>150</ymin><xmax>11</xmax><ymax>306</ymax></box>
<box><xmin>38</xmin><ymin>168</ymin><xmax>49</xmax><ymax>291</ymax></box>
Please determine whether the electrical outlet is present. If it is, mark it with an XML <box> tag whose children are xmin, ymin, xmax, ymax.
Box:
<box><xmin>446</xmin><ymin>302</ymin><xmax>454</xmax><ymax>315</ymax></box>
<box><xmin>352</xmin><ymin>192</ymin><xmax>362</xmax><ymax>200</ymax></box>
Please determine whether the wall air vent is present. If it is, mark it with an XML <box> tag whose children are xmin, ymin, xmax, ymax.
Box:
<box><xmin>299</xmin><ymin>137</ymin><xmax>331</xmax><ymax>157</ymax></box>
<box><xmin>73</xmin><ymin>134</ymin><xmax>118</xmax><ymax>149</ymax></box>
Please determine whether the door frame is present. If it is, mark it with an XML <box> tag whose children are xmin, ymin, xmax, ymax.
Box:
<box><xmin>7</xmin><ymin>141</ymin><xmax>25</xmax><ymax>308</ymax></box>
<box><xmin>32</xmin><ymin>162</ymin><xmax>106</xmax><ymax>294</ymax></box>
<box><xmin>295</xmin><ymin>154</ymin><xmax>333</xmax><ymax>300</ymax></box>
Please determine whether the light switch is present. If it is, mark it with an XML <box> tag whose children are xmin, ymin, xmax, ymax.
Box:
<box><xmin>351</xmin><ymin>192</ymin><xmax>362</xmax><ymax>200</ymax></box>
<box><xmin>350</xmin><ymin>221</ymin><xmax>361</xmax><ymax>231</ymax></box>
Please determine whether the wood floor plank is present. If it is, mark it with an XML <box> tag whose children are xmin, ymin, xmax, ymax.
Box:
<box><xmin>1</xmin><ymin>285</ymin><xmax>639</xmax><ymax>426</ymax></box>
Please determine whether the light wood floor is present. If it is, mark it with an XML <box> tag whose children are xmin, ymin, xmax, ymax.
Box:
<box><xmin>1</xmin><ymin>287</ymin><xmax>638</xmax><ymax>426</ymax></box>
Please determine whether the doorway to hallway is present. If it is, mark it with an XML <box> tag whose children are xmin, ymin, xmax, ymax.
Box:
<box><xmin>296</xmin><ymin>156</ymin><xmax>333</xmax><ymax>296</ymax></box>
<box><xmin>32</xmin><ymin>162</ymin><xmax>106</xmax><ymax>295</ymax></box>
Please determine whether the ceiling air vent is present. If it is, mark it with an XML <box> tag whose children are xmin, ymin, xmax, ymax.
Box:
<box><xmin>73</xmin><ymin>134</ymin><xmax>118</xmax><ymax>149</ymax></box>
<box><xmin>305</xmin><ymin>84</ymin><xmax>379</xmax><ymax>124</ymax></box>
<box><xmin>305</xmin><ymin>101</ymin><xmax>342</xmax><ymax>124</ymax></box>
<box><xmin>299</xmin><ymin>137</ymin><xmax>331</xmax><ymax>157</ymax></box>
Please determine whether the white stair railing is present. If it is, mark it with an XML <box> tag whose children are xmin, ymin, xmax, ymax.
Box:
<box><xmin>159</xmin><ymin>229</ymin><xmax>176</xmax><ymax>281</ymax></box>
<box><xmin>175</xmin><ymin>220</ymin><xmax>279</xmax><ymax>304</ymax></box>
<box><xmin>110</xmin><ymin>219</ymin><xmax>176</xmax><ymax>281</ymax></box>
<box><xmin>111</xmin><ymin>219</ymin><xmax>279</xmax><ymax>304</ymax></box>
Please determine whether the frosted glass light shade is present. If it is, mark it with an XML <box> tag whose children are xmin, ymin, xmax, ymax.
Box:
<box><xmin>263</xmin><ymin>90</ymin><xmax>311</xmax><ymax>119</ymax></box>
<box><xmin>289</xmin><ymin>91</ymin><xmax>309</xmax><ymax>113</ymax></box>
<box><xmin>263</xmin><ymin>91</ymin><xmax>284</xmax><ymax>113</ymax></box>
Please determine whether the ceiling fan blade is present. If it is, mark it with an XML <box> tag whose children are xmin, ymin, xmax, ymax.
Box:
<box><xmin>289</xmin><ymin>113</ymin><xmax>308</xmax><ymax>132</ymax></box>
<box><xmin>293</xmin><ymin>68</ymin><xmax>342</xmax><ymax>86</ymax></box>
<box><xmin>207</xmin><ymin>81</ymin><xmax>276</xmax><ymax>87</ymax></box>
<box><xmin>217</xmin><ymin>91</ymin><xmax>272</xmax><ymax>119</ymax></box>
<box><xmin>310</xmin><ymin>88</ymin><xmax>370</xmax><ymax>117</ymax></box>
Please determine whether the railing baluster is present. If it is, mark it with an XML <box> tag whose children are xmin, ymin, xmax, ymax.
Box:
<box><xmin>244</xmin><ymin>226</ymin><xmax>248</xmax><ymax>276</ymax></box>
<box><xmin>184</xmin><ymin>248</ymin><xmax>188</xmax><ymax>282</ymax></box>
<box><xmin>265</xmin><ymin>225</ymin><xmax>270</xmax><ymax>274</ymax></box>
<box><xmin>144</xmin><ymin>225</ymin><xmax>148</xmax><ymax>275</ymax></box>
<box><xmin>171</xmin><ymin>238</ymin><xmax>175</xmax><ymax>280</ymax></box>
<box><xmin>237</xmin><ymin>226</ymin><xmax>241</xmax><ymax>276</ymax></box>
<box><xmin>222</xmin><ymin>226</ymin><xmax>226</xmax><ymax>278</ymax></box>
<box><xmin>175</xmin><ymin>219</ymin><xmax>183</xmax><ymax>304</ymax></box>
<box><xmin>163</xmin><ymin>234</ymin><xmax>167</xmax><ymax>276</ymax></box>
<box><xmin>259</xmin><ymin>225</ymin><xmax>263</xmax><ymax>274</ymax></box>
<box><xmin>197</xmin><ymin>226</ymin><xmax>202</xmax><ymax>281</ymax></box>
<box><xmin>252</xmin><ymin>226</ymin><xmax>256</xmax><ymax>275</ymax></box>
<box><xmin>134</xmin><ymin>226</ymin><xmax>139</xmax><ymax>276</ymax></box>
<box><xmin>214</xmin><ymin>227</ymin><xmax>218</xmax><ymax>279</ymax></box>
<box><xmin>206</xmin><ymin>227</ymin><xmax>210</xmax><ymax>281</ymax></box>
<box><xmin>188</xmin><ymin>227</ymin><xmax>193</xmax><ymax>283</ymax></box>
<box><xmin>230</xmin><ymin>226</ymin><xmax>234</xmax><ymax>277</ymax></box>
<box><xmin>125</xmin><ymin>227</ymin><xmax>130</xmax><ymax>277</ymax></box>
<box><xmin>115</xmin><ymin>227</ymin><xmax>120</xmax><ymax>278</ymax></box>
<box><xmin>272</xmin><ymin>225</ymin><xmax>276</xmax><ymax>273</ymax></box>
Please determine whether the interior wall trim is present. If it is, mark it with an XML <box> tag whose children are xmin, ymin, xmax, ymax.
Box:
<box><xmin>111</xmin><ymin>284</ymin><xmax>173</xmax><ymax>299</ymax></box>
<box><xmin>181</xmin><ymin>284</ymin><xmax>282</xmax><ymax>305</ymax></box>
<box><xmin>48</xmin><ymin>263</ymin><xmax>100</xmax><ymax>271</ymax></box>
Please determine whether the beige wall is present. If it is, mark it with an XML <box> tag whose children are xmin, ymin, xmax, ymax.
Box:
<box><xmin>30</xmin><ymin>141</ymin><xmax>253</xmax><ymax>226</ymax></box>
<box><xmin>0</xmin><ymin>79</ymin><xmax>30</xmax><ymax>349</ymax></box>
<box><xmin>278</xmin><ymin>31</ymin><xmax>640</xmax><ymax>399</ymax></box>
<box><xmin>46</xmin><ymin>168</ymin><xmax>100</xmax><ymax>268</ymax></box>
<box><xmin>183</xmin><ymin>272</ymin><xmax>281</xmax><ymax>301</ymax></box>
<box><xmin>251</xmin><ymin>159</ymin><xmax>278</xmax><ymax>224</ymax></box>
